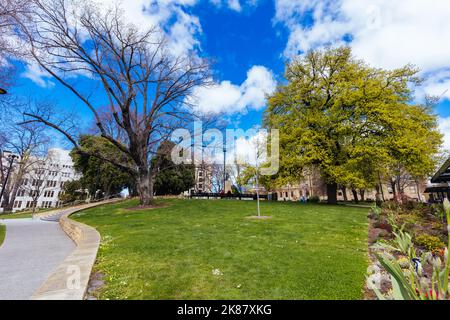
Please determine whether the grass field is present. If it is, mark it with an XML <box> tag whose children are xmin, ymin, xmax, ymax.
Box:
<box><xmin>0</xmin><ymin>224</ymin><xmax>5</xmax><ymax>247</ymax></box>
<box><xmin>0</xmin><ymin>212</ymin><xmax>33</xmax><ymax>220</ymax></box>
<box><xmin>74</xmin><ymin>199</ymin><xmax>369</xmax><ymax>300</ymax></box>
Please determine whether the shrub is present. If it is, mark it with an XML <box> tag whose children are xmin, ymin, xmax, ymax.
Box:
<box><xmin>431</xmin><ymin>203</ymin><xmax>446</xmax><ymax>222</ymax></box>
<box><xmin>414</xmin><ymin>234</ymin><xmax>445</xmax><ymax>253</ymax></box>
<box><xmin>369</xmin><ymin>203</ymin><xmax>382</xmax><ymax>219</ymax></box>
<box><xmin>308</xmin><ymin>195</ymin><xmax>320</xmax><ymax>203</ymax></box>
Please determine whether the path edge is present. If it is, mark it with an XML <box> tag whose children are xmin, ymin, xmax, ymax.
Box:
<box><xmin>31</xmin><ymin>199</ymin><xmax>121</xmax><ymax>300</ymax></box>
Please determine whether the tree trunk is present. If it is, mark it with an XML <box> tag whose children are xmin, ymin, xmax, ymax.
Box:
<box><xmin>341</xmin><ymin>186</ymin><xmax>348</xmax><ymax>202</ymax></box>
<box><xmin>391</xmin><ymin>179</ymin><xmax>398</xmax><ymax>202</ymax></box>
<box><xmin>415</xmin><ymin>180</ymin><xmax>422</xmax><ymax>202</ymax></box>
<box><xmin>326</xmin><ymin>183</ymin><xmax>337</xmax><ymax>204</ymax></box>
<box><xmin>6</xmin><ymin>171</ymin><xmax>23</xmax><ymax>212</ymax></box>
<box><xmin>359</xmin><ymin>189</ymin><xmax>365</xmax><ymax>202</ymax></box>
<box><xmin>1</xmin><ymin>187</ymin><xmax>10</xmax><ymax>210</ymax></box>
<box><xmin>375</xmin><ymin>184</ymin><xmax>382</xmax><ymax>207</ymax></box>
<box><xmin>137</xmin><ymin>167</ymin><xmax>154</xmax><ymax>206</ymax></box>
<box><xmin>352</xmin><ymin>189</ymin><xmax>359</xmax><ymax>204</ymax></box>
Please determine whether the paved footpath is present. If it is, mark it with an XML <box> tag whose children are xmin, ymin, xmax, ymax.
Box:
<box><xmin>0</xmin><ymin>217</ymin><xmax>75</xmax><ymax>300</ymax></box>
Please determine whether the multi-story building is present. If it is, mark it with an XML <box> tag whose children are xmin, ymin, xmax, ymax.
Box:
<box><xmin>193</xmin><ymin>164</ymin><xmax>213</xmax><ymax>193</ymax></box>
<box><xmin>0</xmin><ymin>148</ymin><xmax>81</xmax><ymax>213</ymax></box>
<box><xmin>273</xmin><ymin>173</ymin><xmax>428</xmax><ymax>202</ymax></box>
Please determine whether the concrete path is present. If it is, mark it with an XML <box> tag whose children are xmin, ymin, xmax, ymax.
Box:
<box><xmin>0</xmin><ymin>218</ymin><xmax>75</xmax><ymax>300</ymax></box>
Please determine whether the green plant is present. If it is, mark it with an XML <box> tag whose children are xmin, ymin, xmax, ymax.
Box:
<box><xmin>0</xmin><ymin>224</ymin><xmax>5</xmax><ymax>247</ymax></box>
<box><xmin>308</xmin><ymin>195</ymin><xmax>320</xmax><ymax>203</ymax></box>
<box><xmin>393</xmin><ymin>229</ymin><xmax>417</xmax><ymax>258</ymax></box>
<box><xmin>414</xmin><ymin>234</ymin><xmax>445</xmax><ymax>253</ymax></box>
<box><xmin>372</xmin><ymin>251</ymin><xmax>422</xmax><ymax>300</ymax></box>
<box><xmin>370</xmin><ymin>204</ymin><xmax>382</xmax><ymax>219</ymax></box>
<box><xmin>371</xmin><ymin>199</ymin><xmax>450</xmax><ymax>300</ymax></box>
<box><xmin>431</xmin><ymin>203</ymin><xmax>446</xmax><ymax>223</ymax></box>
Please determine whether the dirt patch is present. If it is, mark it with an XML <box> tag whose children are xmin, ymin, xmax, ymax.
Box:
<box><xmin>124</xmin><ymin>203</ymin><xmax>170</xmax><ymax>211</ymax></box>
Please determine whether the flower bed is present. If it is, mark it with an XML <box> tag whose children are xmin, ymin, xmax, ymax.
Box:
<box><xmin>365</xmin><ymin>200</ymin><xmax>450</xmax><ymax>300</ymax></box>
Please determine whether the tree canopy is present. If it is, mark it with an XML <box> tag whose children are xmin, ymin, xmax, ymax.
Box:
<box><xmin>151</xmin><ymin>140</ymin><xmax>195</xmax><ymax>196</ymax></box>
<box><xmin>264</xmin><ymin>47</ymin><xmax>443</xmax><ymax>204</ymax></box>
<box><xmin>70</xmin><ymin>135</ymin><xmax>134</xmax><ymax>199</ymax></box>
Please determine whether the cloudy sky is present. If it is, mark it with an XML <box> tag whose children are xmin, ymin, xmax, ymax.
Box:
<box><xmin>12</xmin><ymin>0</ymin><xmax>450</xmax><ymax>150</ymax></box>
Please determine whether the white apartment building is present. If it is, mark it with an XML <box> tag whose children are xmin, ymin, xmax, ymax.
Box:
<box><xmin>0</xmin><ymin>148</ymin><xmax>81</xmax><ymax>213</ymax></box>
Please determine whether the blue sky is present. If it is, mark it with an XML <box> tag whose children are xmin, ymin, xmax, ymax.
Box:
<box><xmin>10</xmin><ymin>0</ymin><xmax>450</xmax><ymax>149</ymax></box>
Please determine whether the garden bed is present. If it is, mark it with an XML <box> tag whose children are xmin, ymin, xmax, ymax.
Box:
<box><xmin>365</xmin><ymin>201</ymin><xmax>449</xmax><ymax>300</ymax></box>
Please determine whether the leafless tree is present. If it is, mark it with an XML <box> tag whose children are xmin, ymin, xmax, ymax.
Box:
<box><xmin>22</xmin><ymin>151</ymin><xmax>58</xmax><ymax>213</ymax></box>
<box><xmin>0</xmin><ymin>0</ymin><xmax>30</xmax><ymax>96</ymax></box>
<box><xmin>1</xmin><ymin>119</ymin><xmax>49</xmax><ymax>211</ymax></box>
<box><xmin>16</xmin><ymin>0</ymin><xmax>211</xmax><ymax>205</ymax></box>
<box><xmin>210</xmin><ymin>163</ymin><xmax>225</xmax><ymax>193</ymax></box>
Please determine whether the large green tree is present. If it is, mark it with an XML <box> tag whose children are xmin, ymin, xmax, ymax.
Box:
<box><xmin>70</xmin><ymin>135</ymin><xmax>134</xmax><ymax>199</ymax></box>
<box><xmin>151</xmin><ymin>141</ymin><xmax>195</xmax><ymax>196</ymax></box>
<box><xmin>265</xmin><ymin>47</ymin><xmax>442</xmax><ymax>204</ymax></box>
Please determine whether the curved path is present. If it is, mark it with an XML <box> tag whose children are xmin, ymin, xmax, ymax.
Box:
<box><xmin>0</xmin><ymin>217</ymin><xmax>75</xmax><ymax>300</ymax></box>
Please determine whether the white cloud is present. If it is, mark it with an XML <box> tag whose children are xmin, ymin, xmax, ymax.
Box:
<box><xmin>21</xmin><ymin>62</ymin><xmax>54</xmax><ymax>88</ymax></box>
<box><xmin>209</xmin><ymin>0</ymin><xmax>241</xmax><ymax>12</ymax></box>
<box><xmin>191</xmin><ymin>65</ymin><xmax>276</xmax><ymax>114</ymax></box>
<box><xmin>234</xmin><ymin>129</ymin><xmax>268</xmax><ymax>165</ymax></box>
<box><xmin>227</xmin><ymin>0</ymin><xmax>242</xmax><ymax>12</ymax></box>
<box><xmin>23</xmin><ymin>0</ymin><xmax>202</xmax><ymax>86</ymax></box>
<box><xmin>274</xmin><ymin>0</ymin><xmax>450</xmax><ymax>101</ymax></box>
<box><xmin>418</xmin><ymin>70</ymin><xmax>450</xmax><ymax>101</ymax></box>
<box><xmin>438</xmin><ymin>117</ymin><xmax>450</xmax><ymax>151</ymax></box>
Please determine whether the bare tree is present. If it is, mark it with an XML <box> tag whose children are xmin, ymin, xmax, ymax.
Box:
<box><xmin>16</xmin><ymin>0</ymin><xmax>211</xmax><ymax>206</ymax></box>
<box><xmin>22</xmin><ymin>151</ymin><xmax>58</xmax><ymax>213</ymax></box>
<box><xmin>1</xmin><ymin>120</ymin><xmax>49</xmax><ymax>212</ymax></box>
<box><xmin>0</xmin><ymin>0</ymin><xmax>30</xmax><ymax>93</ymax></box>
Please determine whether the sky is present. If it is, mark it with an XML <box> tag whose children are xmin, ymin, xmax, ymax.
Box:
<box><xmin>10</xmin><ymin>0</ymin><xmax>450</xmax><ymax>150</ymax></box>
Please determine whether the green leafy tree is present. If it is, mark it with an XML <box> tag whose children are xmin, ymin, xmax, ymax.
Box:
<box><xmin>70</xmin><ymin>135</ymin><xmax>134</xmax><ymax>199</ymax></box>
<box><xmin>151</xmin><ymin>141</ymin><xmax>195</xmax><ymax>196</ymax></box>
<box><xmin>238</xmin><ymin>164</ymin><xmax>278</xmax><ymax>192</ymax></box>
<box><xmin>60</xmin><ymin>179</ymin><xmax>85</xmax><ymax>203</ymax></box>
<box><xmin>265</xmin><ymin>47</ymin><xmax>442</xmax><ymax>204</ymax></box>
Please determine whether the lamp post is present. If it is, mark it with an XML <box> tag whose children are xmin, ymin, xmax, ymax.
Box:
<box><xmin>0</xmin><ymin>152</ymin><xmax>18</xmax><ymax>209</ymax></box>
<box><xmin>223</xmin><ymin>146</ymin><xmax>226</xmax><ymax>193</ymax></box>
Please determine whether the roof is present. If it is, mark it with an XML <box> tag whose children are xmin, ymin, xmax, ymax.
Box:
<box><xmin>424</xmin><ymin>186</ymin><xmax>450</xmax><ymax>193</ymax></box>
<box><xmin>431</xmin><ymin>157</ymin><xmax>450</xmax><ymax>183</ymax></box>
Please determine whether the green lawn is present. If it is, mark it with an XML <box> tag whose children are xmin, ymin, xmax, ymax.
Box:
<box><xmin>0</xmin><ymin>224</ymin><xmax>5</xmax><ymax>247</ymax></box>
<box><xmin>0</xmin><ymin>212</ymin><xmax>33</xmax><ymax>220</ymax></box>
<box><xmin>74</xmin><ymin>199</ymin><xmax>369</xmax><ymax>300</ymax></box>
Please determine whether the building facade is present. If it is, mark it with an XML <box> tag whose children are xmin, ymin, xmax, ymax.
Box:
<box><xmin>193</xmin><ymin>164</ymin><xmax>213</xmax><ymax>193</ymax></box>
<box><xmin>273</xmin><ymin>173</ymin><xmax>427</xmax><ymax>202</ymax></box>
<box><xmin>0</xmin><ymin>148</ymin><xmax>81</xmax><ymax>213</ymax></box>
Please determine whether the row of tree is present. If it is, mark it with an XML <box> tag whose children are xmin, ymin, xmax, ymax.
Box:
<box><xmin>261</xmin><ymin>47</ymin><xmax>444</xmax><ymax>204</ymax></box>
<box><xmin>0</xmin><ymin>0</ymin><xmax>211</xmax><ymax>206</ymax></box>
<box><xmin>1</xmin><ymin>1</ymin><xmax>445</xmax><ymax>207</ymax></box>
<box><xmin>61</xmin><ymin>137</ymin><xmax>195</xmax><ymax>202</ymax></box>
